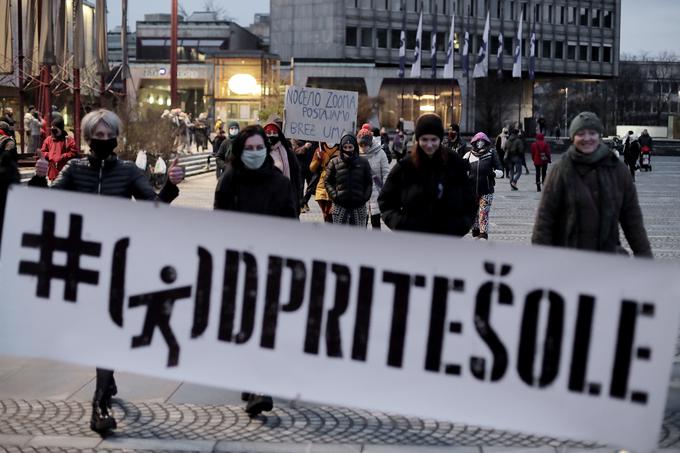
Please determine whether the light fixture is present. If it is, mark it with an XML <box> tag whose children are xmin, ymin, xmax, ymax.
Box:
<box><xmin>148</xmin><ymin>95</ymin><xmax>155</xmax><ymax>104</ymax></box>
<box><xmin>420</xmin><ymin>105</ymin><xmax>435</xmax><ymax>112</ymax></box>
<box><xmin>159</xmin><ymin>68</ymin><xmax>167</xmax><ymax>76</ymax></box>
<box><xmin>166</xmin><ymin>98</ymin><xmax>171</xmax><ymax>106</ymax></box>
<box><xmin>228</xmin><ymin>73</ymin><xmax>259</xmax><ymax>95</ymax></box>
<box><xmin>157</xmin><ymin>97</ymin><xmax>164</xmax><ymax>105</ymax></box>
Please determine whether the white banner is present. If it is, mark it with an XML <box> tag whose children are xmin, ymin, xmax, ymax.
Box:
<box><xmin>282</xmin><ymin>85</ymin><xmax>358</xmax><ymax>145</ymax></box>
<box><xmin>1</xmin><ymin>186</ymin><xmax>679</xmax><ymax>452</ymax></box>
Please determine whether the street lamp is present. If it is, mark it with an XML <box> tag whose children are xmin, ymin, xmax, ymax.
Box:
<box><xmin>564</xmin><ymin>87</ymin><xmax>569</xmax><ymax>136</ymax></box>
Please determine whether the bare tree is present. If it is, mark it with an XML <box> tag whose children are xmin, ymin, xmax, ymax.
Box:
<box><xmin>178</xmin><ymin>2</ymin><xmax>189</xmax><ymax>19</ymax></box>
<box><xmin>203</xmin><ymin>0</ymin><xmax>234</xmax><ymax>21</ymax></box>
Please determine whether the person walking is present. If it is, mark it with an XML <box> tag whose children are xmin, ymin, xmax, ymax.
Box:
<box><xmin>213</xmin><ymin>125</ymin><xmax>297</xmax><ymax>416</ymax></box>
<box><xmin>357</xmin><ymin>128</ymin><xmax>389</xmax><ymax>229</ymax></box>
<box><xmin>293</xmin><ymin>139</ymin><xmax>317</xmax><ymax>213</ymax></box>
<box><xmin>504</xmin><ymin>127</ymin><xmax>524</xmax><ymax>190</ymax></box>
<box><xmin>325</xmin><ymin>134</ymin><xmax>373</xmax><ymax>226</ymax></box>
<box><xmin>215</xmin><ymin>121</ymin><xmax>239</xmax><ymax>179</ymax></box>
<box><xmin>30</xmin><ymin>109</ymin><xmax>186</xmax><ymax>434</ymax></box>
<box><xmin>263</xmin><ymin>121</ymin><xmax>302</xmax><ymax>214</ymax></box>
<box><xmin>530</xmin><ymin>132</ymin><xmax>552</xmax><ymax>192</ymax></box>
<box><xmin>638</xmin><ymin>129</ymin><xmax>653</xmax><ymax>170</ymax></box>
<box><xmin>378</xmin><ymin>113</ymin><xmax>476</xmax><ymax>236</ymax></box>
<box><xmin>622</xmin><ymin>131</ymin><xmax>641</xmax><ymax>181</ymax></box>
<box><xmin>532</xmin><ymin>112</ymin><xmax>652</xmax><ymax>257</ymax></box>
<box><xmin>310</xmin><ymin>142</ymin><xmax>339</xmax><ymax>223</ymax></box>
<box><xmin>39</xmin><ymin>116</ymin><xmax>78</xmax><ymax>181</ymax></box>
<box><xmin>495</xmin><ymin>127</ymin><xmax>509</xmax><ymax>178</ymax></box>
<box><xmin>464</xmin><ymin>132</ymin><xmax>504</xmax><ymax>240</ymax></box>
<box><xmin>442</xmin><ymin>122</ymin><xmax>468</xmax><ymax>157</ymax></box>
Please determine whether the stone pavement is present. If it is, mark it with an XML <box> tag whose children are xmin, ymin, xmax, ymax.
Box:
<box><xmin>2</xmin><ymin>156</ymin><xmax>680</xmax><ymax>452</ymax></box>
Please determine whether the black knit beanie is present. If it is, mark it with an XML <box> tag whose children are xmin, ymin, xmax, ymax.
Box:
<box><xmin>415</xmin><ymin>113</ymin><xmax>444</xmax><ymax>140</ymax></box>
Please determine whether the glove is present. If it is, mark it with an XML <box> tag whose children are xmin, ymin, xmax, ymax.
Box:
<box><xmin>494</xmin><ymin>169</ymin><xmax>504</xmax><ymax>178</ymax></box>
<box><xmin>168</xmin><ymin>158</ymin><xmax>185</xmax><ymax>185</ymax></box>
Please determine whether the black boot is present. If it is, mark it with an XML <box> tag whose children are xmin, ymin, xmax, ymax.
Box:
<box><xmin>241</xmin><ymin>392</ymin><xmax>252</xmax><ymax>402</ymax></box>
<box><xmin>245</xmin><ymin>394</ymin><xmax>273</xmax><ymax>416</ymax></box>
<box><xmin>471</xmin><ymin>228</ymin><xmax>480</xmax><ymax>238</ymax></box>
<box><xmin>90</xmin><ymin>390</ymin><xmax>116</xmax><ymax>433</ymax></box>
<box><xmin>478</xmin><ymin>232</ymin><xmax>488</xmax><ymax>240</ymax></box>
<box><xmin>537</xmin><ymin>183</ymin><xmax>541</xmax><ymax>192</ymax></box>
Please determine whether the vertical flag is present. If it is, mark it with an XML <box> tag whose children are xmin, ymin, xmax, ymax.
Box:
<box><xmin>431</xmin><ymin>4</ymin><xmax>437</xmax><ymax>78</ymax></box>
<box><xmin>512</xmin><ymin>8</ymin><xmax>523</xmax><ymax>78</ymax></box>
<box><xmin>529</xmin><ymin>22</ymin><xmax>537</xmax><ymax>80</ymax></box>
<box><xmin>411</xmin><ymin>11</ymin><xmax>423</xmax><ymax>77</ymax></box>
<box><xmin>473</xmin><ymin>11</ymin><xmax>491</xmax><ymax>78</ymax></box>
<box><xmin>398</xmin><ymin>0</ymin><xmax>406</xmax><ymax>78</ymax></box>
<box><xmin>442</xmin><ymin>13</ymin><xmax>455</xmax><ymax>78</ymax></box>
<box><xmin>496</xmin><ymin>32</ymin><xmax>504</xmax><ymax>77</ymax></box>
<box><xmin>461</xmin><ymin>30</ymin><xmax>469</xmax><ymax>77</ymax></box>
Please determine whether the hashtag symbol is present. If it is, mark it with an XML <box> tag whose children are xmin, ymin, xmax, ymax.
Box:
<box><xmin>18</xmin><ymin>211</ymin><xmax>102</xmax><ymax>302</ymax></box>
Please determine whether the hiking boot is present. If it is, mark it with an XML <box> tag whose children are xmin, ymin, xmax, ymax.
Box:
<box><xmin>478</xmin><ymin>232</ymin><xmax>488</xmax><ymax>240</ymax></box>
<box><xmin>510</xmin><ymin>182</ymin><xmax>518</xmax><ymax>191</ymax></box>
<box><xmin>245</xmin><ymin>394</ymin><xmax>273</xmax><ymax>416</ymax></box>
<box><xmin>536</xmin><ymin>184</ymin><xmax>541</xmax><ymax>192</ymax></box>
<box><xmin>241</xmin><ymin>392</ymin><xmax>252</xmax><ymax>402</ymax></box>
<box><xmin>471</xmin><ymin>228</ymin><xmax>480</xmax><ymax>238</ymax></box>
<box><xmin>90</xmin><ymin>391</ymin><xmax>116</xmax><ymax>433</ymax></box>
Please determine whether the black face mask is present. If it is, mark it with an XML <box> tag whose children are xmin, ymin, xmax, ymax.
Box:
<box><xmin>267</xmin><ymin>134</ymin><xmax>280</xmax><ymax>146</ymax></box>
<box><xmin>90</xmin><ymin>138</ymin><xmax>117</xmax><ymax>160</ymax></box>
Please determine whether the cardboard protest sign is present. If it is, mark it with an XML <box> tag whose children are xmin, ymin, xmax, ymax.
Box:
<box><xmin>283</xmin><ymin>86</ymin><xmax>358</xmax><ymax>144</ymax></box>
<box><xmin>1</xmin><ymin>185</ymin><xmax>679</xmax><ymax>452</ymax></box>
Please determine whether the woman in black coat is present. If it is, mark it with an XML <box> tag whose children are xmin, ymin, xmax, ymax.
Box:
<box><xmin>378</xmin><ymin>113</ymin><xmax>477</xmax><ymax>236</ymax></box>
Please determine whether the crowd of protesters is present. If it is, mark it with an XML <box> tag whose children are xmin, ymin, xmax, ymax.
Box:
<box><xmin>0</xmin><ymin>102</ymin><xmax>655</xmax><ymax>436</ymax></box>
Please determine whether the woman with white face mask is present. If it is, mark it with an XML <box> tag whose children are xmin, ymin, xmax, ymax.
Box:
<box><xmin>214</xmin><ymin>124</ymin><xmax>298</xmax><ymax>217</ymax></box>
<box><xmin>532</xmin><ymin>111</ymin><xmax>652</xmax><ymax>257</ymax></box>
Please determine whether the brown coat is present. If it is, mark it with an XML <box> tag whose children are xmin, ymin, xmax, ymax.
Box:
<box><xmin>532</xmin><ymin>149</ymin><xmax>652</xmax><ymax>257</ymax></box>
<box><xmin>310</xmin><ymin>143</ymin><xmax>339</xmax><ymax>201</ymax></box>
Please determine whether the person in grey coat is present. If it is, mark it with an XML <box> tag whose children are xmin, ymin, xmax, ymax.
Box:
<box><xmin>357</xmin><ymin>128</ymin><xmax>390</xmax><ymax>229</ymax></box>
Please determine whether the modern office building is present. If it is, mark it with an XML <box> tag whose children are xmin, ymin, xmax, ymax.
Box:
<box><xmin>270</xmin><ymin>0</ymin><xmax>622</xmax><ymax>131</ymax></box>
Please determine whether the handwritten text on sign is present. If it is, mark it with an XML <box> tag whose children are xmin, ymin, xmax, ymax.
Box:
<box><xmin>0</xmin><ymin>186</ymin><xmax>679</xmax><ymax>452</ymax></box>
<box><xmin>283</xmin><ymin>86</ymin><xmax>358</xmax><ymax>144</ymax></box>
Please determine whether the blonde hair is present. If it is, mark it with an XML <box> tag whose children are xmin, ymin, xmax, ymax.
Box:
<box><xmin>81</xmin><ymin>109</ymin><xmax>122</xmax><ymax>142</ymax></box>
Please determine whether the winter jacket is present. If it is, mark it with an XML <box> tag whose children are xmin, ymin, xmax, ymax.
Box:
<box><xmin>464</xmin><ymin>148</ymin><xmax>503</xmax><ymax>196</ymax></box>
<box><xmin>325</xmin><ymin>154</ymin><xmax>372</xmax><ymax>209</ymax></box>
<box><xmin>532</xmin><ymin>145</ymin><xmax>652</xmax><ymax>257</ymax></box>
<box><xmin>0</xmin><ymin>136</ymin><xmax>19</xmax><ymax>247</ymax></box>
<box><xmin>310</xmin><ymin>143</ymin><xmax>339</xmax><ymax>202</ymax></box>
<box><xmin>530</xmin><ymin>133</ymin><xmax>552</xmax><ymax>166</ymax></box>
<box><xmin>504</xmin><ymin>134</ymin><xmax>524</xmax><ymax>162</ymax></box>
<box><xmin>29</xmin><ymin>155</ymin><xmax>179</xmax><ymax>202</ymax></box>
<box><xmin>442</xmin><ymin>136</ymin><xmax>468</xmax><ymax>157</ymax></box>
<box><xmin>623</xmin><ymin>138</ymin><xmax>641</xmax><ymax>165</ymax></box>
<box><xmin>215</xmin><ymin>136</ymin><xmax>235</xmax><ymax>176</ymax></box>
<box><xmin>638</xmin><ymin>133</ymin><xmax>653</xmax><ymax>151</ymax></box>
<box><xmin>40</xmin><ymin>133</ymin><xmax>78</xmax><ymax>180</ymax></box>
<box><xmin>378</xmin><ymin>149</ymin><xmax>477</xmax><ymax>236</ymax></box>
<box><xmin>360</xmin><ymin>142</ymin><xmax>390</xmax><ymax>213</ymax></box>
<box><xmin>214</xmin><ymin>157</ymin><xmax>298</xmax><ymax>218</ymax></box>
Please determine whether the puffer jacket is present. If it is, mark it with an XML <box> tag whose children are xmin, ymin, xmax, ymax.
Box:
<box><xmin>464</xmin><ymin>148</ymin><xmax>502</xmax><ymax>196</ymax></box>
<box><xmin>325</xmin><ymin>154</ymin><xmax>372</xmax><ymax>209</ymax></box>
<box><xmin>378</xmin><ymin>149</ymin><xmax>477</xmax><ymax>236</ymax></box>
<box><xmin>214</xmin><ymin>157</ymin><xmax>298</xmax><ymax>218</ymax></box>
<box><xmin>530</xmin><ymin>133</ymin><xmax>552</xmax><ymax>166</ymax></box>
<box><xmin>360</xmin><ymin>142</ymin><xmax>390</xmax><ymax>214</ymax></box>
<box><xmin>29</xmin><ymin>155</ymin><xmax>178</xmax><ymax>202</ymax></box>
<box><xmin>532</xmin><ymin>145</ymin><xmax>652</xmax><ymax>257</ymax></box>
<box><xmin>310</xmin><ymin>143</ymin><xmax>339</xmax><ymax>201</ymax></box>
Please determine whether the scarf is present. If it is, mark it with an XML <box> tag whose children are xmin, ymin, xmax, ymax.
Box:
<box><xmin>564</xmin><ymin>143</ymin><xmax>618</xmax><ymax>251</ymax></box>
<box><xmin>270</xmin><ymin>141</ymin><xmax>290</xmax><ymax>179</ymax></box>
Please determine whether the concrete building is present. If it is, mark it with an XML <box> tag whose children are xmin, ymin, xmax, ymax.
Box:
<box><xmin>107</xmin><ymin>26</ymin><xmax>137</xmax><ymax>63</ymax></box>
<box><xmin>270</xmin><ymin>0</ymin><xmax>622</xmax><ymax>131</ymax></box>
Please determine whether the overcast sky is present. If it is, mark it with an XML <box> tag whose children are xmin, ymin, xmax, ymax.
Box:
<box><xmin>107</xmin><ymin>0</ymin><xmax>678</xmax><ymax>57</ymax></box>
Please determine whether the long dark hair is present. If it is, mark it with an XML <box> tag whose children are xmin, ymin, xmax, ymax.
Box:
<box><xmin>409</xmin><ymin>138</ymin><xmax>448</xmax><ymax>168</ymax></box>
<box><xmin>229</xmin><ymin>125</ymin><xmax>271</xmax><ymax>167</ymax></box>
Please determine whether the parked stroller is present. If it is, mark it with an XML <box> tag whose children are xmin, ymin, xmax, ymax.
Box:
<box><xmin>639</xmin><ymin>145</ymin><xmax>652</xmax><ymax>171</ymax></box>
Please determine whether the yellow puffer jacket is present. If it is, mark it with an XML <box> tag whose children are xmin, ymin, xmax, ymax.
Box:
<box><xmin>310</xmin><ymin>143</ymin><xmax>339</xmax><ymax>201</ymax></box>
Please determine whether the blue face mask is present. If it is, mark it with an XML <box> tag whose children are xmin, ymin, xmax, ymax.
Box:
<box><xmin>241</xmin><ymin>147</ymin><xmax>267</xmax><ymax>170</ymax></box>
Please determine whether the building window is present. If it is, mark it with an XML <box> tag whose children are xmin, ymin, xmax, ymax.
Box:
<box><xmin>510</xmin><ymin>1</ymin><xmax>515</xmax><ymax>19</ymax></box>
<box><xmin>521</xmin><ymin>2</ymin><xmax>528</xmax><ymax>20</ymax></box>
<box><xmin>346</xmin><ymin>27</ymin><xmax>357</xmax><ymax>46</ymax></box>
<box><xmin>603</xmin><ymin>45</ymin><xmax>612</xmax><ymax>63</ymax></box>
<box><xmin>544</xmin><ymin>5</ymin><xmax>553</xmax><ymax>24</ymax></box>
<box><xmin>422</xmin><ymin>31</ymin><xmax>431</xmax><ymax>50</ymax></box>
<box><xmin>437</xmin><ymin>32</ymin><xmax>445</xmax><ymax>51</ymax></box>
<box><xmin>542</xmin><ymin>40</ymin><xmax>551</xmax><ymax>58</ymax></box>
<box><xmin>534</xmin><ymin>4</ymin><xmax>541</xmax><ymax>22</ymax></box>
<box><xmin>469</xmin><ymin>0</ymin><xmax>475</xmax><ymax>16</ymax></box>
<box><xmin>567</xmin><ymin>43</ymin><xmax>576</xmax><ymax>60</ymax></box>
<box><xmin>496</xmin><ymin>0</ymin><xmax>502</xmax><ymax>18</ymax></box>
<box><xmin>591</xmin><ymin>46</ymin><xmax>600</xmax><ymax>62</ymax></box>
<box><xmin>390</xmin><ymin>29</ymin><xmax>401</xmax><ymax>48</ymax></box>
<box><xmin>591</xmin><ymin>9</ymin><xmax>601</xmax><ymax>27</ymax></box>
<box><xmin>407</xmin><ymin>30</ymin><xmax>416</xmax><ymax>48</ymax></box>
<box><xmin>579</xmin><ymin>8</ymin><xmax>589</xmax><ymax>26</ymax></box>
<box><xmin>558</xmin><ymin>6</ymin><xmax>565</xmax><ymax>24</ymax></box>
<box><xmin>358</xmin><ymin>0</ymin><xmax>371</xmax><ymax>9</ymax></box>
<box><xmin>554</xmin><ymin>41</ymin><xmax>564</xmax><ymax>59</ymax></box>
<box><xmin>603</xmin><ymin>10</ymin><xmax>613</xmax><ymax>28</ymax></box>
<box><xmin>361</xmin><ymin>28</ymin><xmax>373</xmax><ymax>47</ymax></box>
<box><xmin>504</xmin><ymin>36</ymin><xmax>514</xmax><ymax>56</ymax></box>
<box><xmin>567</xmin><ymin>7</ymin><xmax>576</xmax><ymax>24</ymax></box>
<box><xmin>376</xmin><ymin>29</ymin><xmax>387</xmax><ymax>48</ymax></box>
<box><xmin>579</xmin><ymin>45</ymin><xmax>588</xmax><ymax>61</ymax></box>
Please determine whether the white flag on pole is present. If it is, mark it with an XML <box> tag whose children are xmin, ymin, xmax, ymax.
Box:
<box><xmin>472</xmin><ymin>11</ymin><xmax>491</xmax><ymax>78</ymax></box>
<box><xmin>442</xmin><ymin>14</ymin><xmax>455</xmax><ymax>78</ymax></box>
<box><xmin>512</xmin><ymin>11</ymin><xmax>523</xmax><ymax>78</ymax></box>
<box><xmin>410</xmin><ymin>12</ymin><xmax>423</xmax><ymax>78</ymax></box>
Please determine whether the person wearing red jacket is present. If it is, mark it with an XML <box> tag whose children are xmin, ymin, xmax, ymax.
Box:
<box><xmin>40</xmin><ymin>116</ymin><xmax>78</xmax><ymax>181</ymax></box>
<box><xmin>530</xmin><ymin>133</ymin><xmax>552</xmax><ymax>192</ymax></box>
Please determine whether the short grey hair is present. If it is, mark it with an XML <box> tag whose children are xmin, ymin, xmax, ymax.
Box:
<box><xmin>81</xmin><ymin>109</ymin><xmax>122</xmax><ymax>142</ymax></box>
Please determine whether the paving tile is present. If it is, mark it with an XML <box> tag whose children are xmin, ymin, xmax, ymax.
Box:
<box><xmin>0</xmin><ymin>434</ymin><xmax>33</xmax><ymax>446</ymax></box>
<box><xmin>98</xmin><ymin>436</ymin><xmax>216</xmax><ymax>451</ymax></box>
<box><xmin>26</xmin><ymin>435</ymin><xmax>100</xmax><ymax>448</ymax></box>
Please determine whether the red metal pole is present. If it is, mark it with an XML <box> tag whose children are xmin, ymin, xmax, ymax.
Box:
<box><xmin>17</xmin><ymin>0</ymin><xmax>25</xmax><ymax>154</ymax></box>
<box><xmin>170</xmin><ymin>0</ymin><xmax>178</xmax><ymax>107</ymax></box>
<box><xmin>74</xmin><ymin>68</ymin><xmax>81</xmax><ymax>152</ymax></box>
